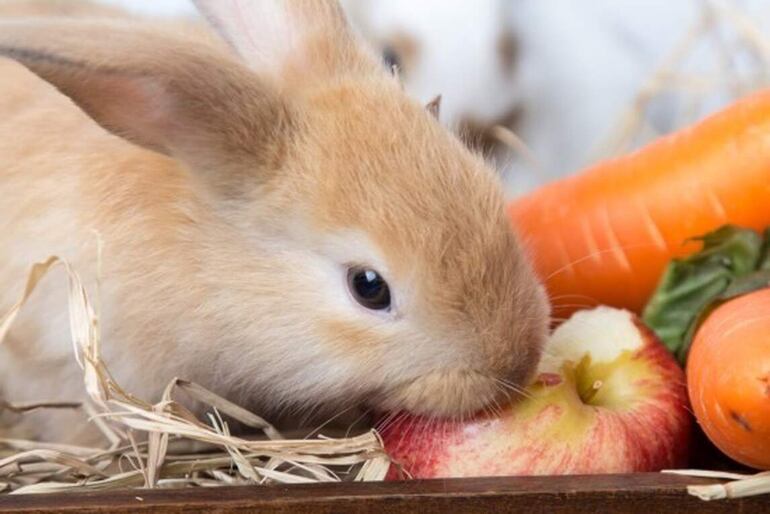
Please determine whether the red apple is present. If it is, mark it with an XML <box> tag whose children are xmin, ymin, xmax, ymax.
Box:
<box><xmin>380</xmin><ymin>307</ymin><xmax>691</xmax><ymax>478</ymax></box>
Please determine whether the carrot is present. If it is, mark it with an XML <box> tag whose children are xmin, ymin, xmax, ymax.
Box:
<box><xmin>509</xmin><ymin>90</ymin><xmax>770</xmax><ymax>317</ymax></box>
<box><xmin>687</xmin><ymin>288</ymin><xmax>770</xmax><ymax>469</ymax></box>
<box><xmin>642</xmin><ymin>225</ymin><xmax>770</xmax><ymax>467</ymax></box>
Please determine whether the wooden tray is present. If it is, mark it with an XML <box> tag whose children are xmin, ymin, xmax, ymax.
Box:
<box><xmin>0</xmin><ymin>473</ymin><xmax>767</xmax><ymax>513</ymax></box>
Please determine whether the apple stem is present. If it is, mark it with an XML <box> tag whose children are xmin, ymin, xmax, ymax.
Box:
<box><xmin>581</xmin><ymin>380</ymin><xmax>604</xmax><ymax>404</ymax></box>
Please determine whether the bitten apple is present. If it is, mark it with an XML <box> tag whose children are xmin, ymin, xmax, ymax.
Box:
<box><xmin>380</xmin><ymin>307</ymin><xmax>691</xmax><ymax>478</ymax></box>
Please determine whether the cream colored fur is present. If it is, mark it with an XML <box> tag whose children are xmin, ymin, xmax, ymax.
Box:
<box><xmin>0</xmin><ymin>0</ymin><xmax>549</xmax><ymax>443</ymax></box>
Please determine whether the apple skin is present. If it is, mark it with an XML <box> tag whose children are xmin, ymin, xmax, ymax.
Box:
<box><xmin>380</xmin><ymin>308</ymin><xmax>691</xmax><ymax>478</ymax></box>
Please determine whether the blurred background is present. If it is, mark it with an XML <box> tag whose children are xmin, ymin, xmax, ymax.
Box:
<box><xmin>98</xmin><ymin>0</ymin><xmax>770</xmax><ymax>197</ymax></box>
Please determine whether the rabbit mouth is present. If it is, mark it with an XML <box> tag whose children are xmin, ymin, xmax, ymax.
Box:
<box><xmin>369</xmin><ymin>368</ymin><xmax>525</xmax><ymax>419</ymax></box>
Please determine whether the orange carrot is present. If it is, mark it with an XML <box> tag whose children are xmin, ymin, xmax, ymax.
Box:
<box><xmin>510</xmin><ymin>90</ymin><xmax>770</xmax><ymax>317</ymax></box>
<box><xmin>687</xmin><ymin>288</ymin><xmax>770</xmax><ymax>469</ymax></box>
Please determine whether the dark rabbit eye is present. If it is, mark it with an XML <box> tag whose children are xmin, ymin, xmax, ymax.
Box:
<box><xmin>347</xmin><ymin>268</ymin><xmax>391</xmax><ymax>311</ymax></box>
<box><xmin>382</xmin><ymin>46</ymin><xmax>401</xmax><ymax>73</ymax></box>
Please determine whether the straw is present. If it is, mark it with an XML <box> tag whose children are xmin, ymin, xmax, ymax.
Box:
<box><xmin>663</xmin><ymin>469</ymin><xmax>770</xmax><ymax>500</ymax></box>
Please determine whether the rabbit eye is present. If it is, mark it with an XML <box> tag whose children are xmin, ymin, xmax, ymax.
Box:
<box><xmin>347</xmin><ymin>267</ymin><xmax>391</xmax><ymax>311</ymax></box>
<box><xmin>382</xmin><ymin>46</ymin><xmax>401</xmax><ymax>74</ymax></box>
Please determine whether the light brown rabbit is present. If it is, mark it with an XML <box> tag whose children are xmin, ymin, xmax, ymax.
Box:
<box><xmin>0</xmin><ymin>0</ymin><xmax>549</xmax><ymax>444</ymax></box>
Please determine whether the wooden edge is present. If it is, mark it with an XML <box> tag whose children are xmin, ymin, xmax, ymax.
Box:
<box><xmin>0</xmin><ymin>473</ymin><xmax>766</xmax><ymax>513</ymax></box>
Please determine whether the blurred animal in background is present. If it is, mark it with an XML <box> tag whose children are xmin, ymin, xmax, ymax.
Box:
<box><xmin>341</xmin><ymin>0</ymin><xmax>522</xmax><ymax>153</ymax></box>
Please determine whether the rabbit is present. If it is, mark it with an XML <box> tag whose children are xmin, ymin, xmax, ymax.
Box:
<box><xmin>0</xmin><ymin>0</ymin><xmax>549</xmax><ymax>444</ymax></box>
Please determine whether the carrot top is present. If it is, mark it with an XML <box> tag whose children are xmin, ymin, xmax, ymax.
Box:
<box><xmin>643</xmin><ymin>225</ymin><xmax>770</xmax><ymax>363</ymax></box>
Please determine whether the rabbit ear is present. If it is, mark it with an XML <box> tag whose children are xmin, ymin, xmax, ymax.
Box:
<box><xmin>193</xmin><ymin>0</ymin><xmax>376</xmax><ymax>82</ymax></box>
<box><xmin>0</xmin><ymin>20</ymin><xmax>291</xmax><ymax>191</ymax></box>
<box><xmin>426</xmin><ymin>95</ymin><xmax>442</xmax><ymax>120</ymax></box>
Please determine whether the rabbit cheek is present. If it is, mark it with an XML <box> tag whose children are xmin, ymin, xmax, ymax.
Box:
<box><xmin>320</xmin><ymin>319</ymin><xmax>388</xmax><ymax>356</ymax></box>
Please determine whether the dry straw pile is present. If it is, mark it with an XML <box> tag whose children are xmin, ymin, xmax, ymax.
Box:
<box><xmin>0</xmin><ymin>255</ymin><xmax>389</xmax><ymax>494</ymax></box>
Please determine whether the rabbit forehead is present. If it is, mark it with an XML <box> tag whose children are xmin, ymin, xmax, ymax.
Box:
<box><xmin>301</xmin><ymin>81</ymin><xmax>504</xmax><ymax>230</ymax></box>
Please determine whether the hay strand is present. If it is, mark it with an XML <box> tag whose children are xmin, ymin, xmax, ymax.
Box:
<box><xmin>663</xmin><ymin>470</ymin><xmax>770</xmax><ymax>500</ymax></box>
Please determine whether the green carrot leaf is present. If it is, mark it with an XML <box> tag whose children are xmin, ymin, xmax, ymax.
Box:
<box><xmin>642</xmin><ymin>225</ymin><xmax>763</xmax><ymax>362</ymax></box>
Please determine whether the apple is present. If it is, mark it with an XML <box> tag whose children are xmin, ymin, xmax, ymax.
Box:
<box><xmin>380</xmin><ymin>307</ymin><xmax>691</xmax><ymax>478</ymax></box>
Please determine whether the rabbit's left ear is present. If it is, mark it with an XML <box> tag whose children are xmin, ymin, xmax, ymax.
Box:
<box><xmin>0</xmin><ymin>20</ymin><xmax>292</xmax><ymax>192</ymax></box>
<box><xmin>194</xmin><ymin>0</ymin><xmax>378</xmax><ymax>83</ymax></box>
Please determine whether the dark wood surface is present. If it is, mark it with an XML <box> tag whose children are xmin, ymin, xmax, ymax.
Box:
<box><xmin>0</xmin><ymin>473</ymin><xmax>766</xmax><ymax>513</ymax></box>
